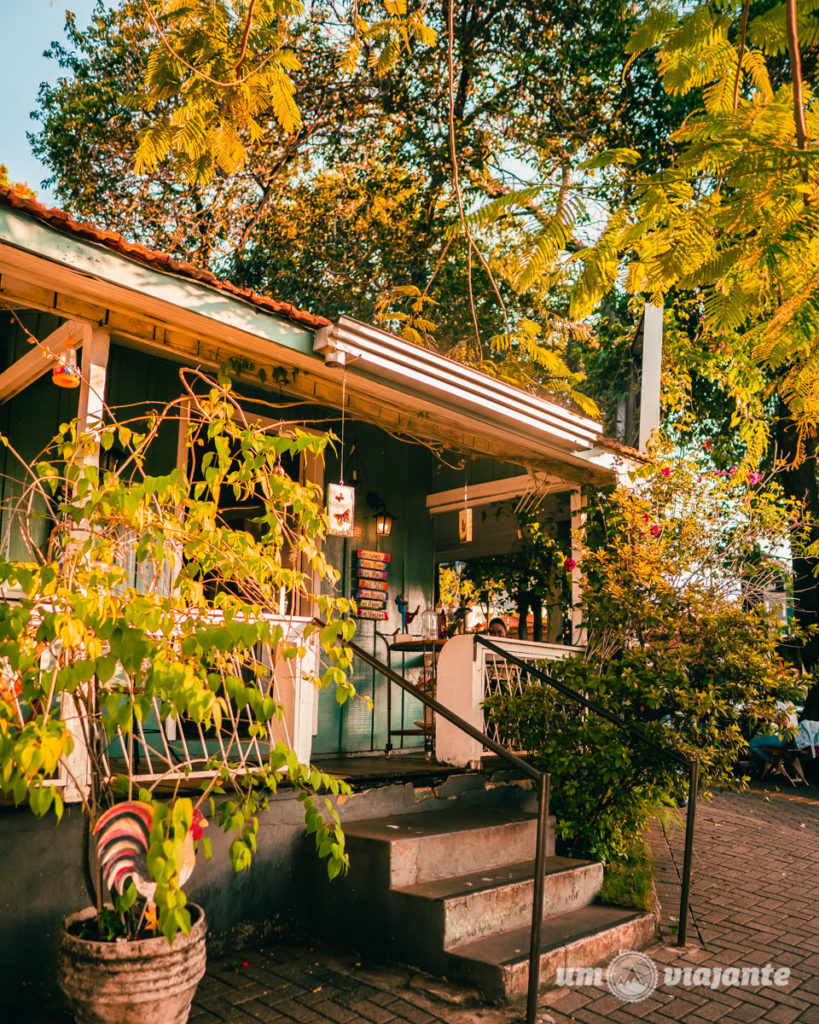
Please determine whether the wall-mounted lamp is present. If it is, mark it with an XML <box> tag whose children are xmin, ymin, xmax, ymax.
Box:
<box><xmin>375</xmin><ymin>511</ymin><xmax>393</xmax><ymax>536</ymax></box>
<box><xmin>367</xmin><ymin>492</ymin><xmax>395</xmax><ymax>538</ymax></box>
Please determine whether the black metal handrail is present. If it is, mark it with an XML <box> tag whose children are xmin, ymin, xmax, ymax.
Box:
<box><xmin>329</xmin><ymin>627</ymin><xmax>550</xmax><ymax>1024</ymax></box>
<box><xmin>475</xmin><ymin>633</ymin><xmax>699</xmax><ymax>947</ymax></box>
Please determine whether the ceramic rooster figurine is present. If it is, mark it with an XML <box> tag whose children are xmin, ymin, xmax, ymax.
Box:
<box><xmin>94</xmin><ymin>800</ymin><xmax>207</xmax><ymax>904</ymax></box>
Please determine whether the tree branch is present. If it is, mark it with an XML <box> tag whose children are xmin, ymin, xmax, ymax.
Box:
<box><xmin>732</xmin><ymin>0</ymin><xmax>750</xmax><ymax>111</ymax></box>
<box><xmin>786</xmin><ymin>0</ymin><xmax>808</xmax><ymax>150</ymax></box>
<box><xmin>235</xmin><ymin>0</ymin><xmax>258</xmax><ymax>73</ymax></box>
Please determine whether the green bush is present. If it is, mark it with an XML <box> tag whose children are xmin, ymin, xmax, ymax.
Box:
<box><xmin>485</xmin><ymin>451</ymin><xmax>808</xmax><ymax>862</ymax></box>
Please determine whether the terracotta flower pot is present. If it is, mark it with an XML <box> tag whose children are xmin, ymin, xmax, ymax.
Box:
<box><xmin>57</xmin><ymin>904</ymin><xmax>207</xmax><ymax>1024</ymax></box>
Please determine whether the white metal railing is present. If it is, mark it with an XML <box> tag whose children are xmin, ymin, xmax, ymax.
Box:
<box><xmin>435</xmin><ymin>634</ymin><xmax>583</xmax><ymax>767</ymax></box>
<box><xmin>47</xmin><ymin>616</ymin><xmax>319</xmax><ymax>802</ymax></box>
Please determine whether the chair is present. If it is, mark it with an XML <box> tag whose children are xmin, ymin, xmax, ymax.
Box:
<box><xmin>757</xmin><ymin>739</ymin><xmax>808</xmax><ymax>786</ymax></box>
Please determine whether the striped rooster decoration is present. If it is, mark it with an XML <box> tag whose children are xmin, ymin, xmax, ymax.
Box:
<box><xmin>94</xmin><ymin>801</ymin><xmax>208</xmax><ymax>903</ymax></box>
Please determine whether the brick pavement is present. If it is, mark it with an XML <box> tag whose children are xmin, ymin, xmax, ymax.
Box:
<box><xmin>542</xmin><ymin>785</ymin><xmax>819</xmax><ymax>1024</ymax></box>
<box><xmin>187</xmin><ymin>944</ymin><xmax>511</xmax><ymax>1024</ymax></box>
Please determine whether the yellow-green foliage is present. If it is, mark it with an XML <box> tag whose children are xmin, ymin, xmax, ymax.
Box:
<box><xmin>0</xmin><ymin>369</ymin><xmax>355</xmax><ymax>941</ymax></box>
<box><xmin>570</xmin><ymin>0</ymin><xmax>819</xmax><ymax>452</ymax></box>
<box><xmin>135</xmin><ymin>0</ymin><xmax>436</xmax><ymax>181</ymax></box>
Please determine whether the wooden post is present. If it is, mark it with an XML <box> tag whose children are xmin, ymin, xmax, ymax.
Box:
<box><xmin>77</xmin><ymin>327</ymin><xmax>110</xmax><ymax>456</ymax></box>
<box><xmin>570</xmin><ymin>488</ymin><xmax>586</xmax><ymax>646</ymax></box>
<box><xmin>639</xmin><ymin>304</ymin><xmax>663</xmax><ymax>452</ymax></box>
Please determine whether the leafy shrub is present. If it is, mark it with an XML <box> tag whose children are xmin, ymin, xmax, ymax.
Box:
<box><xmin>485</xmin><ymin>451</ymin><xmax>808</xmax><ymax>862</ymax></box>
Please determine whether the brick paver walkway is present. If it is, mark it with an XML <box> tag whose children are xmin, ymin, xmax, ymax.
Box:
<box><xmin>187</xmin><ymin>944</ymin><xmax>509</xmax><ymax>1024</ymax></box>
<box><xmin>542</xmin><ymin>785</ymin><xmax>819</xmax><ymax>1024</ymax></box>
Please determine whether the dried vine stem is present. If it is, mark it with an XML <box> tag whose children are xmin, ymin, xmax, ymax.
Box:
<box><xmin>446</xmin><ymin>0</ymin><xmax>510</xmax><ymax>359</ymax></box>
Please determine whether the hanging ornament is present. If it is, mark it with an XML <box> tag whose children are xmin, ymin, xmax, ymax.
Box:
<box><xmin>328</xmin><ymin>484</ymin><xmax>355</xmax><ymax>537</ymax></box>
<box><xmin>52</xmin><ymin>348</ymin><xmax>80</xmax><ymax>389</ymax></box>
<box><xmin>327</xmin><ymin>367</ymin><xmax>355</xmax><ymax>537</ymax></box>
<box><xmin>459</xmin><ymin>478</ymin><xmax>473</xmax><ymax>543</ymax></box>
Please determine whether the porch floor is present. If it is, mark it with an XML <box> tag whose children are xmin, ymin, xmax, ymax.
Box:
<box><xmin>312</xmin><ymin>751</ymin><xmax>514</xmax><ymax>787</ymax></box>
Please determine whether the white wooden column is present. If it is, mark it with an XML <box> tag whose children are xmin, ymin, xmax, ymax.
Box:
<box><xmin>570</xmin><ymin>488</ymin><xmax>586</xmax><ymax>647</ymax></box>
<box><xmin>639</xmin><ymin>303</ymin><xmax>663</xmax><ymax>451</ymax></box>
<box><xmin>57</xmin><ymin>691</ymin><xmax>93</xmax><ymax>803</ymax></box>
<box><xmin>77</xmin><ymin>327</ymin><xmax>110</xmax><ymax>458</ymax></box>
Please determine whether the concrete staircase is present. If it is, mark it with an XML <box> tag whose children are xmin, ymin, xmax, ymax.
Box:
<box><xmin>322</xmin><ymin>805</ymin><xmax>655</xmax><ymax>1002</ymax></box>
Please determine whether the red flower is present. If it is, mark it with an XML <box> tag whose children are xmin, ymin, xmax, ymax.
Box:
<box><xmin>661</xmin><ymin>466</ymin><xmax>671</xmax><ymax>478</ymax></box>
<box><xmin>651</xmin><ymin>524</ymin><xmax>660</xmax><ymax>536</ymax></box>
<box><xmin>564</xmin><ymin>557</ymin><xmax>576</xmax><ymax>571</ymax></box>
<box><xmin>704</xmin><ymin>440</ymin><xmax>711</xmax><ymax>452</ymax></box>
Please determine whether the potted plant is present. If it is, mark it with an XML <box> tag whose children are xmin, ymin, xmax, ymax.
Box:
<box><xmin>0</xmin><ymin>368</ymin><xmax>356</xmax><ymax>1024</ymax></box>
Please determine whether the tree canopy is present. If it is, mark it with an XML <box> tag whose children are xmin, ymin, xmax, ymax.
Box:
<box><xmin>31</xmin><ymin>0</ymin><xmax>687</xmax><ymax>415</ymax></box>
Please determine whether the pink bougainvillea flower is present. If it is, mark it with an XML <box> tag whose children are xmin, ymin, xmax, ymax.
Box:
<box><xmin>661</xmin><ymin>466</ymin><xmax>671</xmax><ymax>478</ymax></box>
<box><xmin>704</xmin><ymin>440</ymin><xmax>711</xmax><ymax>452</ymax></box>
<box><xmin>651</xmin><ymin>524</ymin><xmax>661</xmax><ymax>536</ymax></box>
<box><xmin>641</xmin><ymin>512</ymin><xmax>650</xmax><ymax>522</ymax></box>
<box><xmin>564</xmin><ymin>557</ymin><xmax>576</xmax><ymax>571</ymax></box>
<box><xmin>748</xmin><ymin>471</ymin><xmax>763</xmax><ymax>485</ymax></box>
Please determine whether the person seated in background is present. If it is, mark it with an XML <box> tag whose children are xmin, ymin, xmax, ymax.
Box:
<box><xmin>750</xmin><ymin>717</ymin><xmax>819</xmax><ymax>762</ymax></box>
<box><xmin>487</xmin><ymin>617</ymin><xmax>507</xmax><ymax>637</ymax></box>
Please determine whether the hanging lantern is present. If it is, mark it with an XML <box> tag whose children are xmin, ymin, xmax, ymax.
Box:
<box><xmin>375</xmin><ymin>511</ymin><xmax>393</xmax><ymax>536</ymax></box>
<box><xmin>52</xmin><ymin>348</ymin><xmax>80</xmax><ymax>389</ymax></box>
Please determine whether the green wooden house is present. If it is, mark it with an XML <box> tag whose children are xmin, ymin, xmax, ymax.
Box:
<box><xmin>0</xmin><ymin>185</ymin><xmax>655</xmax><ymax>1006</ymax></box>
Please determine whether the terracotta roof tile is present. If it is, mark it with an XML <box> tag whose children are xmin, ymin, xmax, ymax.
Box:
<box><xmin>0</xmin><ymin>185</ymin><xmax>330</xmax><ymax>331</ymax></box>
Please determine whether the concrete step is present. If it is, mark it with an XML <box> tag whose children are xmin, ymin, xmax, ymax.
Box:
<box><xmin>392</xmin><ymin>856</ymin><xmax>603</xmax><ymax>948</ymax></box>
<box><xmin>342</xmin><ymin>806</ymin><xmax>554</xmax><ymax>887</ymax></box>
<box><xmin>445</xmin><ymin>904</ymin><xmax>657</xmax><ymax>1002</ymax></box>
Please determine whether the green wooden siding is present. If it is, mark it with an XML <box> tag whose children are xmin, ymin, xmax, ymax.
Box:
<box><xmin>312</xmin><ymin>423</ymin><xmax>435</xmax><ymax>755</ymax></box>
<box><xmin>0</xmin><ymin>310</ymin><xmax>81</xmax><ymax>560</ymax></box>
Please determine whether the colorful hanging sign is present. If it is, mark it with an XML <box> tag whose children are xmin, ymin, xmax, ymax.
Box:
<box><xmin>356</xmin><ymin>567</ymin><xmax>389</xmax><ymax>581</ymax></box>
<box><xmin>328</xmin><ymin>484</ymin><xmax>355</xmax><ymax>537</ymax></box>
<box><xmin>358</xmin><ymin>557</ymin><xmax>390</xmax><ymax>571</ymax></box>
<box><xmin>354</xmin><ymin>548</ymin><xmax>390</xmax><ymax>619</ymax></box>
<box><xmin>357</xmin><ymin>549</ymin><xmax>391</xmax><ymax>562</ymax></box>
<box><xmin>355</xmin><ymin>578</ymin><xmax>387</xmax><ymax>592</ymax></box>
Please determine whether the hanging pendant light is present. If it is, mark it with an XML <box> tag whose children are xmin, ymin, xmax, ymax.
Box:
<box><xmin>52</xmin><ymin>348</ymin><xmax>80</xmax><ymax>389</ymax></box>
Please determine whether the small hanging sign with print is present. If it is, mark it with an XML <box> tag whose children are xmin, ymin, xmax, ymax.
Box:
<box><xmin>328</xmin><ymin>484</ymin><xmax>355</xmax><ymax>537</ymax></box>
<box><xmin>459</xmin><ymin>507</ymin><xmax>473</xmax><ymax>543</ymax></box>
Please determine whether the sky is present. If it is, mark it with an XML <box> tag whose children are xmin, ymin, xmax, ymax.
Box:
<box><xmin>0</xmin><ymin>0</ymin><xmax>100</xmax><ymax>204</ymax></box>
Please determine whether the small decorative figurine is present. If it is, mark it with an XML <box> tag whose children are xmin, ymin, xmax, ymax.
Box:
<box><xmin>394</xmin><ymin>593</ymin><xmax>419</xmax><ymax>635</ymax></box>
